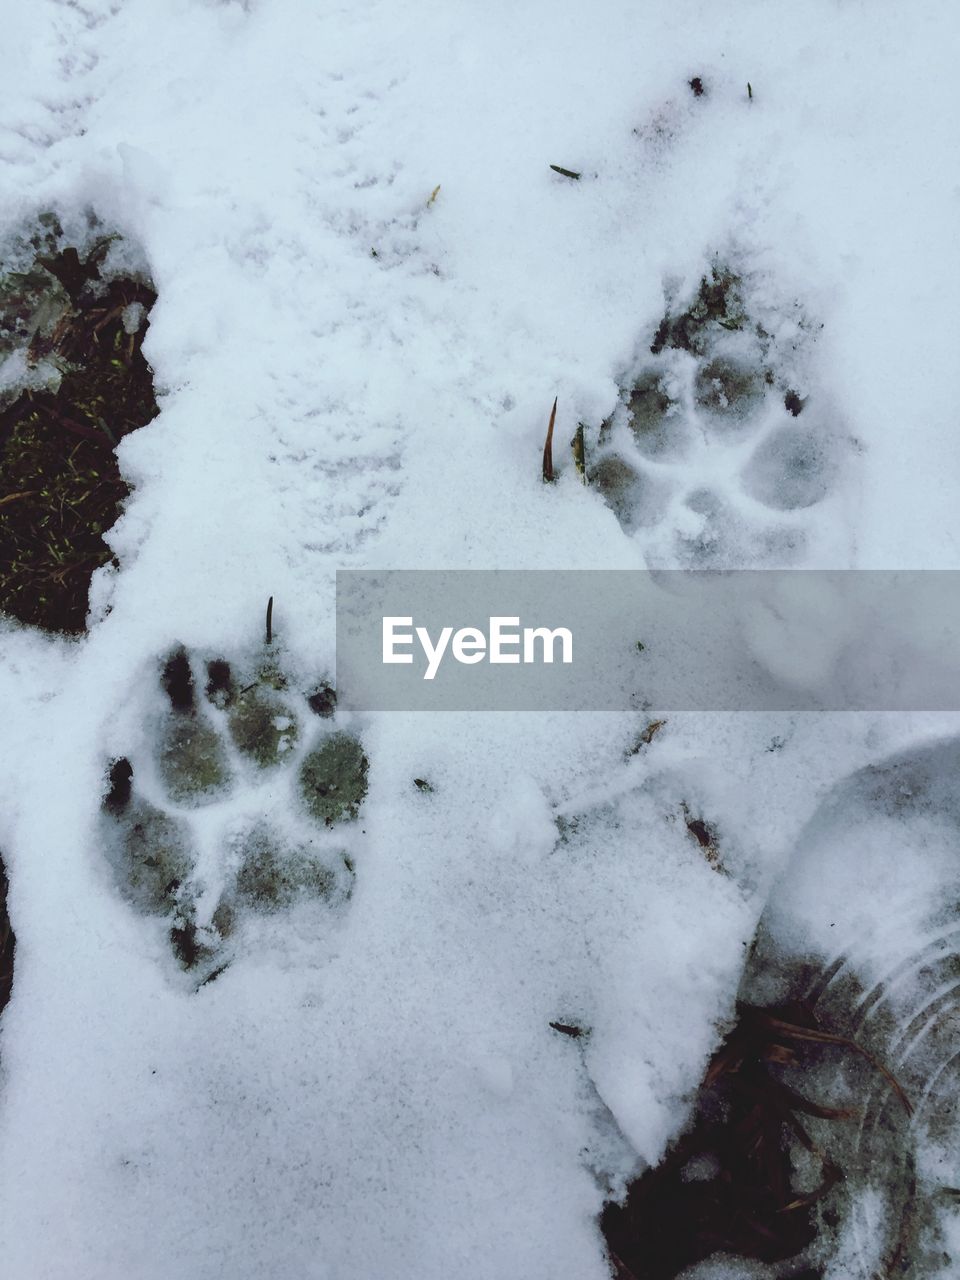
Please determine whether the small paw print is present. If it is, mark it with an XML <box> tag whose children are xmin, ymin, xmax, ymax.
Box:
<box><xmin>100</xmin><ymin>638</ymin><xmax>367</xmax><ymax>985</ymax></box>
<box><xmin>586</xmin><ymin>262</ymin><xmax>854</xmax><ymax>565</ymax></box>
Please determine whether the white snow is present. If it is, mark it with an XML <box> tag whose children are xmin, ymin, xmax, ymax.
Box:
<box><xmin>0</xmin><ymin>1</ymin><xmax>959</xmax><ymax>1277</ymax></box>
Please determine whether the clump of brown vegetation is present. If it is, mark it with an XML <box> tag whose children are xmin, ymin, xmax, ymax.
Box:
<box><xmin>601</xmin><ymin>1000</ymin><xmax>910</xmax><ymax>1279</ymax></box>
<box><xmin>0</xmin><ymin>214</ymin><xmax>158</xmax><ymax>633</ymax></box>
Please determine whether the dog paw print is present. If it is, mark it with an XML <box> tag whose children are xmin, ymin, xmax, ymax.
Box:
<box><xmin>586</xmin><ymin>263</ymin><xmax>853</xmax><ymax>565</ymax></box>
<box><xmin>99</xmin><ymin>634</ymin><xmax>367</xmax><ymax>985</ymax></box>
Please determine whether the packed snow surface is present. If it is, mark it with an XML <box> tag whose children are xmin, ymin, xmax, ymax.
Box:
<box><xmin>0</xmin><ymin>1</ymin><xmax>958</xmax><ymax>1277</ymax></box>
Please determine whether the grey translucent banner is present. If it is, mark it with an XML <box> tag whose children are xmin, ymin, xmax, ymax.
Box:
<box><xmin>335</xmin><ymin>571</ymin><xmax>960</xmax><ymax>711</ymax></box>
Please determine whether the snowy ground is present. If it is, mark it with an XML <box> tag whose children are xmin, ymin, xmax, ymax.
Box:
<box><xmin>0</xmin><ymin>1</ymin><xmax>959</xmax><ymax>1277</ymax></box>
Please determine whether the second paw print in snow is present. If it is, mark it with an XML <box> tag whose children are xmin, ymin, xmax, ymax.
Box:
<box><xmin>584</xmin><ymin>262</ymin><xmax>858</xmax><ymax>566</ymax></box>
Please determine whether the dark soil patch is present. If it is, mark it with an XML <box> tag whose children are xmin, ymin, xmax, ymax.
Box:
<box><xmin>601</xmin><ymin>1000</ymin><xmax>908</xmax><ymax>1279</ymax></box>
<box><xmin>0</xmin><ymin>224</ymin><xmax>158</xmax><ymax>633</ymax></box>
<box><xmin>650</xmin><ymin>264</ymin><xmax>747</xmax><ymax>357</ymax></box>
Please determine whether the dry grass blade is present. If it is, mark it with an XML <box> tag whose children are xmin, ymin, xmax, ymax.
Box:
<box><xmin>759</xmin><ymin>1013</ymin><xmax>913</xmax><ymax>1116</ymax></box>
<box><xmin>543</xmin><ymin>397</ymin><xmax>557</xmax><ymax>482</ymax></box>
<box><xmin>780</xmin><ymin>1161</ymin><xmax>843</xmax><ymax>1213</ymax></box>
<box><xmin>772</xmin><ymin>1077</ymin><xmax>856</xmax><ymax>1122</ymax></box>
<box><xmin>609</xmin><ymin>1248</ymin><xmax>641</xmax><ymax>1280</ymax></box>
<box><xmin>549</xmin><ymin>1020</ymin><xmax>586</xmax><ymax>1039</ymax></box>
<box><xmin>640</xmin><ymin>719</ymin><xmax>666</xmax><ymax>745</ymax></box>
<box><xmin>628</xmin><ymin>719</ymin><xmax>667</xmax><ymax>756</ymax></box>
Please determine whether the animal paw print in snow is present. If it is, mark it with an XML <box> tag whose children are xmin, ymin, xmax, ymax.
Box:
<box><xmin>99</xmin><ymin>641</ymin><xmax>367</xmax><ymax>984</ymax></box>
<box><xmin>587</xmin><ymin>263</ymin><xmax>854</xmax><ymax>566</ymax></box>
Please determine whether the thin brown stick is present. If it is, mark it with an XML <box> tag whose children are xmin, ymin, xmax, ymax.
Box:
<box><xmin>543</xmin><ymin>397</ymin><xmax>557</xmax><ymax>482</ymax></box>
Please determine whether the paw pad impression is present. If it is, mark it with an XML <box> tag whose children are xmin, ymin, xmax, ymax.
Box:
<box><xmin>586</xmin><ymin>261</ymin><xmax>852</xmax><ymax>565</ymax></box>
<box><xmin>100</xmin><ymin>634</ymin><xmax>367</xmax><ymax>985</ymax></box>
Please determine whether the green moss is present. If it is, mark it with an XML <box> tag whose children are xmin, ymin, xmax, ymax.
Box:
<box><xmin>626</xmin><ymin>371</ymin><xmax>679</xmax><ymax>457</ymax></box>
<box><xmin>587</xmin><ymin>454</ymin><xmax>649</xmax><ymax>530</ymax></box>
<box><xmin>233</xmin><ymin>828</ymin><xmax>345</xmax><ymax>910</ymax></box>
<box><xmin>298</xmin><ymin>731</ymin><xmax>369</xmax><ymax>825</ymax></box>
<box><xmin>227</xmin><ymin>686</ymin><xmax>300</xmax><ymax>768</ymax></box>
<box><xmin>156</xmin><ymin>714</ymin><xmax>233</xmax><ymax>805</ymax></box>
<box><xmin>106</xmin><ymin>801</ymin><xmax>194</xmax><ymax>917</ymax></box>
<box><xmin>101</xmin><ymin>757</ymin><xmax>196</xmax><ymax>917</ymax></box>
<box><xmin>628</xmin><ymin>372</ymin><xmax>671</xmax><ymax>432</ymax></box>
<box><xmin>694</xmin><ymin>356</ymin><xmax>766</xmax><ymax>420</ymax></box>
